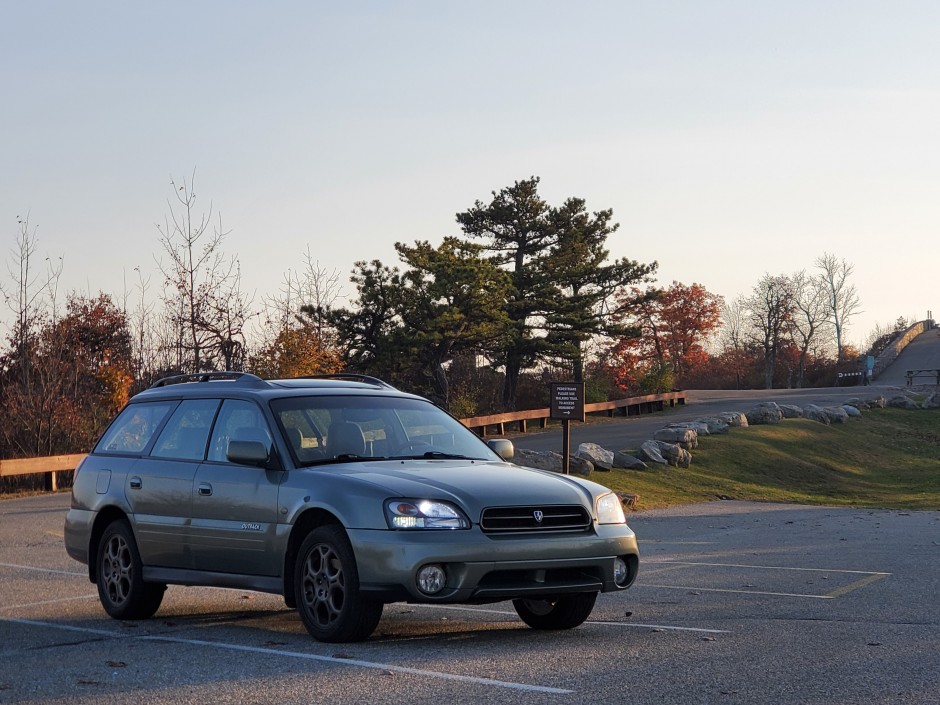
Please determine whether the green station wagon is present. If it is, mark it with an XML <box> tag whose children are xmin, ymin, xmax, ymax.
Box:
<box><xmin>64</xmin><ymin>373</ymin><xmax>639</xmax><ymax>642</ymax></box>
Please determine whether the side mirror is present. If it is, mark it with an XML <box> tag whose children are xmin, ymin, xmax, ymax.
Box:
<box><xmin>487</xmin><ymin>439</ymin><xmax>514</xmax><ymax>461</ymax></box>
<box><xmin>227</xmin><ymin>440</ymin><xmax>270</xmax><ymax>467</ymax></box>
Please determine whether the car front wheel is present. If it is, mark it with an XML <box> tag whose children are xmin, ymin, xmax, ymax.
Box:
<box><xmin>294</xmin><ymin>525</ymin><xmax>383</xmax><ymax>642</ymax></box>
<box><xmin>96</xmin><ymin>520</ymin><xmax>165</xmax><ymax>619</ymax></box>
<box><xmin>512</xmin><ymin>592</ymin><xmax>598</xmax><ymax>630</ymax></box>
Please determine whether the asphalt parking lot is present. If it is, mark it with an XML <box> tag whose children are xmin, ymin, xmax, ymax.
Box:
<box><xmin>1</xmin><ymin>493</ymin><xmax>938</xmax><ymax>704</ymax></box>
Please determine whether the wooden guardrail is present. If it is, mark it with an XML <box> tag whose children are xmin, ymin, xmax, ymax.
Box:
<box><xmin>1</xmin><ymin>391</ymin><xmax>687</xmax><ymax>489</ymax></box>
<box><xmin>0</xmin><ymin>453</ymin><xmax>86</xmax><ymax>492</ymax></box>
<box><xmin>460</xmin><ymin>391</ymin><xmax>686</xmax><ymax>437</ymax></box>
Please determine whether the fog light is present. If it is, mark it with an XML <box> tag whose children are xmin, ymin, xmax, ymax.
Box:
<box><xmin>416</xmin><ymin>564</ymin><xmax>447</xmax><ymax>595</ymax></box>
<box><xmin>613</xmin><ymin>557</ymin><xmax>628</xmax><ymax>586</ymax></box>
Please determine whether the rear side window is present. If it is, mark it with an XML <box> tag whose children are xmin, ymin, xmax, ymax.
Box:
<box><xmin>96</xmin><ymin>402</ymin><xmax>177</xmax><ymax>454</ymax></box>
<box><xmin>150</xmin><ymin>399</ymin><xmax>220</xmax><ymax>461</ymax></box>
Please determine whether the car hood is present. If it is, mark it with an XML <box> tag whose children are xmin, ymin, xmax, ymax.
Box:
<box><xmin>328</xmin><ymin>459</ymin><xmax>598</xmax><ymax>516</ymax></box>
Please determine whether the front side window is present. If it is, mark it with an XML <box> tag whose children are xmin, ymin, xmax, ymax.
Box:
<box><xmin>207</xmin><ymin>399</ymin><xmax>273</xmax><ymax>462</ymax></box>
<box><xmin>150</xmin><ymin>399</ymin><xmax>220</xmax><ymax>461</ymax></box>
<box><xmin>96</xmin><ymin>401</ymin><xmax>177</xmax><ymax>454</ymax></box>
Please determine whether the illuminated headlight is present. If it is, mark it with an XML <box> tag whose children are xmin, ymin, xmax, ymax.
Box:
<box><xmin>385</xmin><ymin>499</ymin><xmax>470</xmax><ymax>530</ymax></box>
<box><xmin>596</xmin><ymin>492</ymin><xmax>626</xmax><ymax>525</ymax></box>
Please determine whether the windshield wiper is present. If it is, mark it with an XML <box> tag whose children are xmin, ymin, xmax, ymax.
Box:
<box><xmin>392</xmin><ymin>451</ymin><xmax>479</xmax><ymax>460</ymax></box>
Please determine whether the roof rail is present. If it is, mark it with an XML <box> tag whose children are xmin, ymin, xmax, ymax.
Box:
<box><xmin>298</xmin><ymin>373</ymin><xmax>397</xmax><ymax>390</ymax></box>
<box><xmin>150</xmin><ymin>372</ymin><xmax>268</xmax><ymax>389</ymax></box>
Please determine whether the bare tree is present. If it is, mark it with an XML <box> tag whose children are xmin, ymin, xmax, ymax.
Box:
<box><xmin>1</xmin><ymin>215</ymin><xmax>63</xmax><ymax>390</ymax></box>
<box><xmin>746</xmin><ymin>274</ymin><xmax>796</xmax><ymax>389</ymax></box>
<box><xmin>815</xmin><ymin>252</ymin><xmax>861</xmax><ymax>362</ymax></box>
<box><xmin>262</xmin><ymin>247</ymin><xmax>344</xmax><ymax>342</ymax></box>
<box><xmin>790</xmin><ymin>270</ymin><xmax>833</xmax><ymax>387</ymax></box>
<box><xmin>155</xmin><ymin>173</ymin><xmax>254</xmax><ymax>373</ymax></box>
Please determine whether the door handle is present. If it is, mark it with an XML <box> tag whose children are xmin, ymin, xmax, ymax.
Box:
<box><xmin>198</xmin><ymin>483</ymin><xmax>213</xmax><ymax>496</ymax></box>
<box><xmin>129</xmin><ymin>477</ymin><xmax>142</xmax><ymax>490</ymax></box>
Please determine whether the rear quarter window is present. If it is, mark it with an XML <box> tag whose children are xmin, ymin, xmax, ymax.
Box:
<box><xmin>95</xmin><ymin>401</ymin><xmax>177</xmax><ymax>454</ymax></box>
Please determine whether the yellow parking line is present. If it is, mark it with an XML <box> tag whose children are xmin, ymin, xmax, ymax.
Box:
<box><xmin>826</xmin><ymin>572</ymin><xmax>889</xmax><ymax>598</ymax></box>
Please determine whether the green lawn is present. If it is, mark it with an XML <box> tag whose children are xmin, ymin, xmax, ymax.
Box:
<box><xmin>597</xmin><ymin>408</ymin><xmax>940</xmax><ymax>511</ymax></box>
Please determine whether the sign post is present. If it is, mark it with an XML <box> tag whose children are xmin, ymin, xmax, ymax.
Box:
<box><xmin>549</xmin><ymin>382</ymin><xmax>585</xmax><ymax>474</ymax></box>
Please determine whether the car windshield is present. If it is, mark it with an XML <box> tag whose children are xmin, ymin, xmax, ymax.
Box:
<box><xmin>270</xmin><ymin>395</ymin><xmax>501</xmax><ymax>467</ymax></box>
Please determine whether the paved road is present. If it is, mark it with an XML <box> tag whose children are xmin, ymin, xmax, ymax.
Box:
<box><xmin>875</xmin><ymin>329</ymin><xmax>940</xmax><ymax>386</ymax></box>
<box><xmin>1</xmin><ymin>493</ymin><xmax>938</xmax><ymax>704</ymax></box>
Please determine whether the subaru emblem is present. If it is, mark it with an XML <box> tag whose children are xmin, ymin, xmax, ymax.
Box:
<box><xmin>533</xmin><ymin>510</ymin><xmax>544</xmax><ymax>523</ymax></box>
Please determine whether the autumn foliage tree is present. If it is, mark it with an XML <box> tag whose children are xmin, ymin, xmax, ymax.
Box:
<box><xmin>605</xmin><ymin>281</ymin><xmax>723</xmax><ymax>393</ymax></box>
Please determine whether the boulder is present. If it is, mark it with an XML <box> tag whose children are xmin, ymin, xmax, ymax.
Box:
<box><xmin>746</xmin><ymin>403</ymin><xmax>783</xmax><ymax>425</ymax></box>
<box><xmin>694</xmin><ymin>417</ymin><xmax>731</xmax><ymax>434</ymax></box>
<box><xmin>653</xmin><ymin>440</ymin><xmax>692</xmax><ymax>468</ymax></box>
<box><xmin>666</xmin><ymin>421</ymin><xmax>711</xmax><ymax>436</ymax></box>
<box><xmin>822</xmin><ymin>406</ymin><xmax>849</xmax><ymax>424</ymax></box>
<box><xmin>848</xmin><ymin>395</ymin><xmax>886</xmax><ymax>410</ymax></box>
<box><xmin>719</xmin><ymin>411</ymin><xmax>748</xmax><ymax>428</ymax></box>
<box><xmin>923</xmin><ymin>392</ymin><xmax>940</xmax><ymax>410</ymax></box>
<box><xmin>638</xmin><ymin>440</ymin><xmax>668</xmax><ymax>466</ymax></box>
<box><xmin>803</xmin><ymin>404</ymin><xmax>831</xmax><ymax>425</ymax></box>
<box><xmin>887</xmin><ymin>395</ymin><xmax>920</xmax><ymax>410</ymax></box>
<box><xmin>613</xmin><ymin>451</ymin><xmax>649</xmax><ymax>470</ymax></box>
<box><xmin>654</xmin><ymin>426</ymin><xmax>698</xmax><ymax>449</ymax></box>
<box><xmin>842</xmin><ymin>404</ymin><xmax>862</xmax><ymax>418</ymax></box>
<box><xmin>514</xmin><ymin>449</ymin><xmax>594</xmax><ymax>475</ymax></box>
<box><xmin>778</xmin><ymin>404</ymin><xmax>804</xmax><ymax>419</ymax></box>
<box><xmin>577</xmin><ymin>443</ymin><xmax>614</xmax><ymax>471</ymax></box>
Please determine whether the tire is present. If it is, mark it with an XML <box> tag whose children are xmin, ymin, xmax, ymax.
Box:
<box><xmin>96</xmin><ymin>520</ymin><xmax>165</xmax><ymax>620</ymax></box>
<box><xmin>512</xmin><ymin>592</ymin><xmax>598</xmax><ymax>630</ymax></box>
<box><xmin>294</xmin><ymin>525</ymin><xmax>383</xmax><ymax>642</ymax></box>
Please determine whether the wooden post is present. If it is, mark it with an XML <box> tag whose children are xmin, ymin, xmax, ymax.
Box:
<box><xmin>561</xmin><ymin>419</ymin><xmax>570</xmax><ymax>475</ymax></box>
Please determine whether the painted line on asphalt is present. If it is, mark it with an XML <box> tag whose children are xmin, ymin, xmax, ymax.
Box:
<box><xmin>638</xmin><ymin>541</ymin><xmax>717</xmax><ymax>545</ymax></box>
<box><xmin>0</xmin><ymin>561</ymin><xmax>85</xmax><ymax>577</ymax></box>
<box><xmin>644</xmin><ymin>561</ymin><xmax>891</xmax><ymax>576</ymax></box>
<box><xmin>0</xmin><ymin>617</ymin><xmax>573</xmax><ymax>695</ymax></box>
<box><xmin>0</xmin><ymin>594</ymin><xmax>99</xmax><ymax>612</ymax></box>
<box><xmin>413</xmin><ymin>603</ymin><xmax>729</xmax><ymax>633</ymax></box>
<box><xmin>638</xmin><ymin>584</ymin><xmax>834</xmax><ymax>599</ymax></box>
<box><xmin>825</xmin><ymin>572</ymin><xmax>890</xmax><ymax>598</ymax></box>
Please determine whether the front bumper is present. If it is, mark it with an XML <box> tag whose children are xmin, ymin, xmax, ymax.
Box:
<box><xmin>349</xmin><ymin>524</ymin><xmax>639</xmax><ymax>603</ymax></box>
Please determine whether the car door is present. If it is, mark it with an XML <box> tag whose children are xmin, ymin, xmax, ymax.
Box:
<box><xmin>126</xmin><ymin>398</ymin><xmax>219</xmax><ymax>568</ymax></box>
<box><xmin>189</xmin><ymin>399</ymin><xmax>283</xmax><ymax>576</ymax></box>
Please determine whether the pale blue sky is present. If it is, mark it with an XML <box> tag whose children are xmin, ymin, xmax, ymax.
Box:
<box><xmin>3</xmin><ymin>1</ymin><xmax>938</xmax><ymax>347</ymax></box>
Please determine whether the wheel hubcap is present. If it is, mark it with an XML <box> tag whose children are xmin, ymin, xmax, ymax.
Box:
<box><xmin>301</xmin><ymin>544</ymin><xmax>346</xmax><ymax>628</ymax></box>
<box><xmin>101</xmin><ymin>534</ymin><xmax>133</xmax><ymax>606</ymax></box>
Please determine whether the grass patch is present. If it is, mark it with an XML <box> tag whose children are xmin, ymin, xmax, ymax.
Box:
<box><xmin>600</xmin><ymin>408</ymin><xmax>940</xmax><ymax>511</ymax></box>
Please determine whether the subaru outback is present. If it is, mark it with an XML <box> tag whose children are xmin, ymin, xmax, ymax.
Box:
<box><xmin>64</xmin><ymin>373</ymin><xmax>639</xmax><ymax>642</ymax></box>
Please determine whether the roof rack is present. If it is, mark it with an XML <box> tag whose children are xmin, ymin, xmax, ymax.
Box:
<box><xmin>150</xmin><ymin>372</ymin><xmax>268</xmax><ymax>389</ymax></box>
<box><xmin>297</xmin><ymin>373</ymin><xmax>397</xmax><ymax>390</ymax></box>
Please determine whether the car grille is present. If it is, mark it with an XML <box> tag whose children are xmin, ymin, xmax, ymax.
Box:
<box><xmin>480</xmin><ymin>505</ymin><xmax>591</xmax><ymax>533</ymax></box>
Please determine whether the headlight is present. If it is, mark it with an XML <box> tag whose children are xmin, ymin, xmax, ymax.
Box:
<box><xmin>596</xmin><ymin>492</ymin><xmax>626</xmax><ymax>525</ymax></box>
<box><xmin>385</xmin><ymin>499</ymin><xmax>470</xmax><ymax>530</ymax></box>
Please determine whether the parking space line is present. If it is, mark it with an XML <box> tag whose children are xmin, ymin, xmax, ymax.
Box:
<box><xmin>0</xmin><ymin>561</ymin><xmax>86</xmax><ymax>577</ymax></box>
<box><xmin>0</xmin><ymin>617</ymin><xmax>574</xmax><ymax>695</ymax></box>
<box><xmin>414</xmin><ymin>603</ymin><xmax>729</xmax><ymax>633</ymax></box>
<box><xmin>645</xmin><ymin>561</ymin><xmax>891</xmax><ymax>576</ymax></box>
<box><xmin>826</xmin><ymin>573</ymin><xmax>890</xmax><ymax>598</ymax></box>
<box><xmin>638</xmin><ymin>584</ymin><xmax>834</xmax><ymax>599</ymax></box>
<box><xmin>0</xmin><ymin>594</ymin><xmax>99</xmax><ymax>612</ymax></box>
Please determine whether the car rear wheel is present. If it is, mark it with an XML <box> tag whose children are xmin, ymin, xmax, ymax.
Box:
<box><xmin>294</xmin><ymin>525</ymin><xmax>383</xmax><ymax>642</ymax></box>
<box><xmin>512</xmin><ymin>592</ymin><xmax>598</xmax><ymax>630</ymax></box>
<box><xmin>96</xmin><ymin>520</ymin><xmax>165</xmax><ymax>619</ymax></box>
